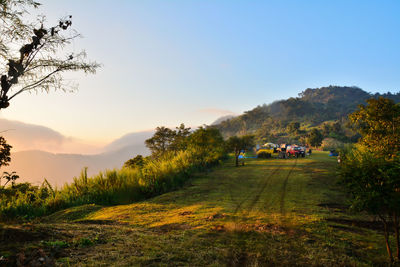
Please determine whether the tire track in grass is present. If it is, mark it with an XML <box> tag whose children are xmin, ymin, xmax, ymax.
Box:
<box><xmin>228</xmin><ymin>159</ymin><xmax>298</xmax><ymax>217</ymax></box>
<box><xmin>226</xmin><ymin>160</ymin><xmax>295</xmax><ymax>266</ymax></box>
<box><xmin>242</xmin><ymin>166</ymin><xmax>282</xmax><ymax>214</ymax></box>
<box><xmin>229</xmin><ymin>163</ymin><xmax>282</xmax><ymax>216</ymax></box>
<box><xmin>227</xmin><ymin>167</ymin><xmax>257</xmax><ymax>213</ymax></box>
<box><xmin>279</xmin><ymin>158</ymin><xmax>297</xmax><ymax>216</ymax></box>
<box><xmin>226</xmin><ymin>162</ymin><xmax>282</xmax><ymax>266</ymax></box>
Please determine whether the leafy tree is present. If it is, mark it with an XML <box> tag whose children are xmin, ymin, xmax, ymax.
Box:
<box><xmin>0</xmin><ymin>0</ymin><xmax>99</xmax><ymax>109</ymax></box>
<box><xmin>187</xmin><ymin>127</ymin><xmax>225</xmax><ymax>167</ymax></box>
<box><xmin>145</xmin><ymin>126</ymin><xmax>176</xmax><ymax>158</ymax></box>
<box><xmin>306</xmin><ymin>128</ymin><xmax>323</xmax><ymax>147</ymax></box>
<box><xmin>340</xmin><ymin>98</ymin><xmax>400</xmax><ymax>262</ymax></box>
<box><xmin>226</xmin><ymin>135</ymin><xmax>254</xmax><ymax>167</ymax></box>
<box><xmin>0</xmin><ymin>134</ymin><xmax>12</xmax><ymax>189</ymax></box>
<box><xmin>170</xmin><ymin>123</ymin><xmax>191</xmax><ymax>151</ymax></box>
<box><xmin>145</xmin><ymin>124</ymin><xmax>192</xmax><ymax>158</ymax></box>
<box><xmin>350</xmin><ymin>97</ymin><xmax>400</xmax><ymax>158</ymax></box>
<box><xmin>340</xmin><ymin>151</ymin><xmax>400</xmax><ymax>262</ymax></box>
<box><xmin>0</xmin><ymin>136</ymin><xmax>11</xmax><ymax>168</ymax></box>
<box><xmin>123</xmin><ymin>155</ymin><xmax>145</xmax><ymax>169</ymax></box>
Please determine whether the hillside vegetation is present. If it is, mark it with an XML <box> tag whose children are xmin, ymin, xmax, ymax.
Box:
<box><xmin>214</xmin><ymin>86</ymin><xmax>400</xmax><ymax>145</ymax></box>
<box><xmin>0</xmin><ymin>152</ymin><xmax>390</xmax><ymax>266</ymax></box>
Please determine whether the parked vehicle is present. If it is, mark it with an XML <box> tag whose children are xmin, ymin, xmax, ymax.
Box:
<box><xmin>277</xmin><ymin>144</ymin><xmax>289</xmax><ymax>158</ymax></box>
<box><xmin>257</xmin><ymin>143</ymin><xmax>307</xmax><ymax>159</ymax></box>
<box><xmin>286</xmin><ymin>145</ymin><xmax>305</xmax><ymax>158</ymax></box>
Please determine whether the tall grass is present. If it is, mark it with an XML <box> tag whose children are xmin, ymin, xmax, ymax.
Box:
<box><xmin>0</xmin><ymin>149</ymin><xmax>224</xmax><ymax>220</ymax></box>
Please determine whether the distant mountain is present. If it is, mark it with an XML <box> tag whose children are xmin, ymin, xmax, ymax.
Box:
<box><xmin>214</xmin><ymin>86</ymin><xmax>400</xmax><ymax>140</ymax></box>
<box><xmin>4</xmin><ymin>143</ymin><xmax>150</xmax><ymax>186</ymax></box>
<box><xmin>1</xmin><ymin>126</ymin><xmax>152</xmax><ymax>186</ymax></box>
<box><xmin>264</xmin><ymin>86</ymin><xmax>400</xmax><ymax>122</ymax></box>
<box><xmin>103</xmin><ymin>131</ymin><xmax>153</xmax><ymax>152</ymax></box>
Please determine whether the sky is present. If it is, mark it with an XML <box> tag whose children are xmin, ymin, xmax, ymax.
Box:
<box><xmin>1</xmin><ymin>0</ymin><xmax>400</xmax><ymax>146</ymax></box>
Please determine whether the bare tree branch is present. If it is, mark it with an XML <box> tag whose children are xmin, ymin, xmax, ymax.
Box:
<box><xmin>0</xmin><ymin>0</ymin><xmax>100</xmax><ymax>109</ymax></box>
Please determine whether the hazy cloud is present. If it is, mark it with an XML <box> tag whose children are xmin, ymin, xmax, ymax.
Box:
<box><xmin>198</xmin><ymin>108</ymin><xmax>237</xmax><ymax>116</ymax></box>
<box><xmin>0</xmin><ymin>118</ymin><xmax>103</xmax><ymax>154</ymax></box>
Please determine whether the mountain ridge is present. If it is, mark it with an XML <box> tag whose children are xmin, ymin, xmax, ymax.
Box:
<box><xmin>213</xmin><ymin>85</ymin><xmax>400</xmax><ymax>141</ymax></box>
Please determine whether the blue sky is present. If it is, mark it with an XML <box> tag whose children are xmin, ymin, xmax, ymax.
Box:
<box><xmin>1</xmin><ymin>0</ymin><xmax>400</xmax><ymax>144</ymax></box>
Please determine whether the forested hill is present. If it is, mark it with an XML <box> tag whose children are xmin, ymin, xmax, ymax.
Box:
<box><xmin>213</xmin><ymin>86</ymin><xmax>400</xmax><ymax>144</ymax></box>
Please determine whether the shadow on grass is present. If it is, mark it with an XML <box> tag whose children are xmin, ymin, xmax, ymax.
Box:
<box><xmin>326</xmin><ymin>218</ymin><xmax>385</xmax><ymax>232</ymax></box>
<box><xmin>41</xmin><ymin>204</ymin><xmax>102</xmax><ymax>223</ymax></box>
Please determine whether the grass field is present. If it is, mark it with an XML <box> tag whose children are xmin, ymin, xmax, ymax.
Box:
<box><xmin>0</xmin><ymin>152</ymin><xmax>392</xmax><ymax>266</ymax></box>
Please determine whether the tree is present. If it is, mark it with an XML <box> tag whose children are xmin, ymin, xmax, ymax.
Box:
<box><xmin>1</xmin><ymin>0</ymin><xmax>40</xmax><ymax>59</ymax></box>
<box><xmin>145</xmin><ymin>124</ymin><xmax>192</xmax><ymax>158</ymax></box>
<box><xmin>170</xmin><ymin>123</ymin><xmax>191</xmax><ymax>151</ymax></box>
<box><xmin>306</xmin><ymin>128</ymin><xmax>323</xmax><ymax>147</ymax></box>
<box><xmin>1</xmin><ymin>171</ymin><xmax>19</xmax><ymax>187</ymax></box>
<box><xmin>187</xmin><ymin>127</ymin><xmax>225</xmax><ymax>167</ymax></box>
<box><xmin>340</xmin><ymin>151</ymin><xmax>400</xmax><ymax>262</ymax></box>
<box><xmin>123</xmin><ymin>155</ymin><xmax>145</xmax><ymax>169</ymax></box>
<box><xmin>349</xmin><ymin>97</ymin><xmax>400</xmax><ymax>158</ymax></box>
<box><xmin>340</xmin><ymin>97</ymin><xmax>400</xmax><ymax>262</ymax></box>
<box><xmin>226</xmin><ymin>135</ymin><xmax>254</xmax><ymax>167</ymax></box>
<box><xmin>145</xmin><ymin>126</ymin><xmax>177</xmax><ymax>158</ymax></box>
<box><xmin>0</xmin><ymin>0</ymin><xmax>99</xmax><ymax>109</ymax></box>
<box><xmin>0</xmin><ymin>135</ymin><xmax>12</xmax><ymax>188</ymax></box>
<box><xmin>0</xmin><ymin>136</ymin><xmax>11</xmax><ymax>168</ymax></box>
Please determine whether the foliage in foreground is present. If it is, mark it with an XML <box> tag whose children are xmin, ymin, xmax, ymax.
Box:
<box><xmin>340</xmin><ymin>151</ymin><xmax>400</xmax><ymax>262</ymax></box>
<box><xmin>340</xmin><ymin>97</ymin><xmax>400</xmax><ymax>263</ymax></box>
<box><xmin>0</xmin><ymin>128</ymin><xmax>226</xmax><ymax>220</ymax></box>
<box><xmin>0</xmin><ymin>136</ymin><xmax>11</xmax><ymax>170</ymax></box>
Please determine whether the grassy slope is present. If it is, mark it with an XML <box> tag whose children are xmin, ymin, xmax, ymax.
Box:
<box><xmin>0</xmin><ymin>152</ymin><xmax>390</xmax><ymax>266</ymax></box>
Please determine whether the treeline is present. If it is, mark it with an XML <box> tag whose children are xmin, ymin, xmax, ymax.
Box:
<box><xmin>0</xmin><ymin>126</ymin><xmax>226</xmax><ymax>220</ymax></box>
<box><xmin>215</xmin><ymin>86</ymin><xmax>400</xmax><ymax>148</ymax></box>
